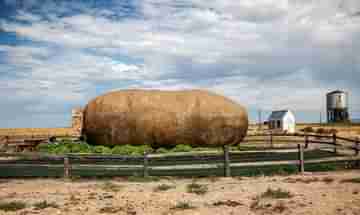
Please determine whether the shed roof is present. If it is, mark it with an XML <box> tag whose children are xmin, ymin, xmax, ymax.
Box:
<box><xmin>327</xmin><ymin>90</ymin><xmax>346</xmax><ymax>95</ymax></box>
<box><xmin>268</xmin><ymin>110</ymin><xmax>289</xmax><ymax>120</ymax></box>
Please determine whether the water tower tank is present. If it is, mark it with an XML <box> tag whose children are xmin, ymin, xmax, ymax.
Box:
<box><xmin>326</xmin><ymin>90</ymin><xmax>349</xmax><ymax>123</ymax></box>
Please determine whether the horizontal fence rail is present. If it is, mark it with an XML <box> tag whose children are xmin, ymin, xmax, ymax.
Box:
<box><xmin>0</xmin><ymin>148</ymin><xmax>358</xmax><ymax>178</ymax></box>
<box><xmin>0</xmin><ymin>132</ymin><xmax>359</xmax><ymax>177</ymax></box>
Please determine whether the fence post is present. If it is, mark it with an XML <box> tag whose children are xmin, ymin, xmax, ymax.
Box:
<box><xmin>270</xmin><ymin>132</ymin><xmax>273</xmax><ymax>149</ymax></box>
<box><xmin>355</xmin><ymin>137</ymin><xmax>359</xmax><ymax>156</ymax></box>
<box><xmin>64</xmin><ymin>156</ymin><xmax>71</xmax><ymax>179</ymax></box>
<box><xmin>305</xmin><ymin>134</ymin><xmax>309</xmax><ymax>149</ymax></box>
<box><xmin>223</xmin><ymin>145</ymin><xmax>231</xmax><ymax>177</ymax></box>
<box><xmin>333</xmin><ymin>134</ymin><xmax>337</xmax><ymax>154</ymax></box>
<box><xmin>5</xmin><ymin>136</ymin><xmax>8</xmax><ymax>146</ymax></box>
<box><xmin>143</xmin><ymin>151</ymin><xmax>149</xmax><ymax>177</ymax></box>
<box><xmin>298</xmin><ymin>144</ymin><xmax>304</xmax><ymax>174</ymax></box>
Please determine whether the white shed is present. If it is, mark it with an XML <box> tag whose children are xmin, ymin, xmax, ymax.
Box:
<box><xmin>268</xmin><ymin>110</ymin><xmax>296</xmax><ymax>133</ymax></box>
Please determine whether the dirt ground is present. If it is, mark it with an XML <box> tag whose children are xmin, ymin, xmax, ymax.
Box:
<box><xmin>0</xmin><ymin>171</ymin><xmax>359</xmax><ymax>215</ymax></box>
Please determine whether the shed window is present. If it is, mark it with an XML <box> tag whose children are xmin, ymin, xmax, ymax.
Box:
<box><xmin>277</xmin><ymin>120</ymin><xmax>281</xmax><ymax>128</ymax></box>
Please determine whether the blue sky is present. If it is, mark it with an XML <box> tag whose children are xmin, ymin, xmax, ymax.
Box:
<box><xmin>0</xmin><ymin>0</ymin><xmax>360</xmax><ymax>128</ymax></box>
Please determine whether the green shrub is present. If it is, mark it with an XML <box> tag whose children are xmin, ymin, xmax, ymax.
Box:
<box><xmin>134</xmin><ymin>145</ymin><xmax>152</xmax><ymax>155</ymax></box>
<box><xmin>37</xmin><ymin>143</ymin><xmax>58</xmax><ymax>153</ymax></box>
<box><xmin>172</xmin><ymin>144</ymin><xmax>192</xmax><ymax>153</ymax></box>
<box><xmin>111</xmin><ymin>145</ymin><xmax>152</xmax><ymax>155</ymax></box>
<box><xmin>155</xmin><ymin>147</ymin><xmax>169</xmax><ymax>154</ymax></box>
<box><xmin>53</xmin><ymin>145</ymin><xmax>71</xmax><ymax>154</ymax></box>
<box><xmin>191</xmin><ymin>147</ymin><xmax>209</xmax><ymax>151</ymax></box>
<box><xmin>92</xmin><ymin>146</ymin><xmax>112</xmax><ymax>154</ymax></box>
<box><xmin>112</xmin><ymin>145</ymin><xmax>135</xmax><ymax>155</ymax></box>
<box><xmin>37</xmin><ymin>140</ymin><xmax>93</xmax><ymax>154</ymax></box>
<box><xmin>67</xmin><ymin>142</ymin><xmax>92</xmax><ymax>153</ymax></box>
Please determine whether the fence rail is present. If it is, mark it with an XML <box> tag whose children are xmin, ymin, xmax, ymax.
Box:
<box><xmin>0</xmin><ymin>146</ymin><xmax>358</xmax><ymax>178</ymax></box>
<box><xmin>0</xmin><ymin>133</ymin><xmax>359</xmax><ymax>178</ymax></box>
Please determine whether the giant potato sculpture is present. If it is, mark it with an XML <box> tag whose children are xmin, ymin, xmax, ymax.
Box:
<box><xmin>83</xmin><ymin>90</ymin><xmax>248</xmax><ymax>147</ymax></box>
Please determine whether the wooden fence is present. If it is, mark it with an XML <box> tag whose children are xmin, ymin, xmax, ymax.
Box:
<box><xmin>0</xmin><ymin>133</ymin><xmax>359</xmax><ymax>178</ymax></box>
<box><xmin>244</xmin><ymin>133</ymin><xmax>360</xmax><ymax>153</ymax></box>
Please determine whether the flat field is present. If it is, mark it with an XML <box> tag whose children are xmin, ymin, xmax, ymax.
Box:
<box><xmin>0</xmin><ymin>127</ymin><xmax>75</xmax><ymax>137</ymax></box>
<box><xmin>0</xmin><ymin>171</ymin><xmax>359</xmax><ymax>215</ymax></box>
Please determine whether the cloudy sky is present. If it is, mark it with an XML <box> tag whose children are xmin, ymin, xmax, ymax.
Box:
<box><xmin>0</xmin><ymin>0</ymin><xmax>359</xmax><ymax>128</ymax></box>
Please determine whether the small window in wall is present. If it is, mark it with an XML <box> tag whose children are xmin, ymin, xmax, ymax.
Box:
<box><xmin>277</xmin><ymin>120</ymin><xmax>281</xmax><ymax>128</ymax></box>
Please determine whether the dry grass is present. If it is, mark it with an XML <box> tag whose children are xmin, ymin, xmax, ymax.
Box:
<box><xmin>212</xmin><ymin>200</ymin><xmax>243</xmax><ymax>207</ymax></box>
<box><xmin>340</xmin><ymin>178</ymin><xmax>360</xmax><ymax>183</ymax></box>
<box><xmin>0</xmin><ymin>201</ymin><xmax>26</xmax><ymax>212</ymax></box>
<box><xmin>33</xmin><ymin>201</ymin><xmax>59</xmax><ymax>210</ymax></box>
<box><xmin>322</xmin><ymin>177</ymin><xmax>335</xmax><ymax>184</ymax></box>
<box><xmin>0</xmin><ymin>171</ymin><xmax>360</xmax><ymax>215</ymax></box>
<box><xmin>68</xmin><ymin>194</ymin><xmax>81</xmax><ymax>206</ymax></box>
<box><xmin>170</xmin><ymin>201</ymin><xmax>196</xmax><ymax>210</ymax></box>
<box><xmin>273</xmin><ymin>201</ymin><xmax>288</xmax><ymax>213</ymax></box>
<box><xmin>260</xmin><ymin>188</ymin><xmax>293</xmax><ymax>199</ymax></box>
<box><xmin>250</xmin><ymin>188</ymin><xmax>292</xmax><ymax>213</ymax></box>
<box><xmin>153</xmin><ymin>184</ymin><xmax>175</xmax><ymax>192</ymax></box>
<box><xmin>0</xmin><ymin>127</ymin><xmax>75</xmax><ymax>137</ymax></box>
<box><xmin>99</xmin><ymin>206</ymin><xmax>122</xmax><ymax>213</ymax></box>
<box><xmin>101</xmin><ymin>181</ymin><xmax>123</xmax><ymax>192</ymax></box>
<box><xmin>284</xmin><ymin>177</ymin><xmax>320</xmax><ymax>184</ymax></box>
<box><xmin>186</xmin><ymin>182</ymin><xmax>208</xmax><ymax>195</ymax></box>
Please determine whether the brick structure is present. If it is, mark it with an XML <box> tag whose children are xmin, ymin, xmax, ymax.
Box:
<box><xmin>72</xmin><ymin>107</ymin><xmax>83</xmax><ymax>137</ymax></box>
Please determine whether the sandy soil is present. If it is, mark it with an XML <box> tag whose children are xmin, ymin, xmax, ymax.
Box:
<box><xmin>0</xmin><ymin>171</ymin><xmax>359</xmax><ymax>215</ymax></box>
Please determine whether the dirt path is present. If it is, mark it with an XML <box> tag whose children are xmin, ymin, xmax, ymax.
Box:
<box><xmin>0</xmin><ymin>171</ymin><xmax>359</xmax><ymax>215</ymax></box>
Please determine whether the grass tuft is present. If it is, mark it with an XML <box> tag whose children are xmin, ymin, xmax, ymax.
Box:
<box><xmin>250</xmin><ymin>197</ymin><xmax>265</xmax><ymax>211</ymax></box>
<box><xmin>170</xmin><ymin>201</ymin><xmax>196</xmax><ymax>210</ymax></box>
<box><xmin>153</xmin><ymin>184</ymin><xmax>175</xmax><ymax>192</ymax></box>
<box><xmin>213</xmin><ymin>200</ymin><xmax>243</xmax><ymax>207</ymax></box>
<box><xmin>322</xmin><ymin>177</ymin><xmax>335</xmax><ymax>184</ymax></box>
<box><xmin>260</xmin><ymin>188</ymin><xmax>293</xmax><ymax>199</ymax></box>
<box><xmin>186</xmin><ymin>182</ymin><xmax>208</xmax><ymax>195</ymax></box>
<box><xmin>101</xmin><ymin>181</ymin><xmax>123</xmax><ymax>192</ymax></box>
<box><xmin>99</xmin><ymin>206</ymin><xmax>122</xmax><ymax>213</ymax></box>
<box><xmin>33</xmin><ymin>201</ymin><xmax>59</xmax><ymax>210</ymax></box>
<box><xmin>0</xmin><ymin>201</ymin><xmax>26</xmax><ymax>212</ymax></box>
<box><xmin>273</xmin><ymin>201</ymin><xmax>288</xmax><ymax>213</ymax></box>
<box><xmin>68</xmin><ymin>194</ymin><xmax>81</xmax><ymax>205</ymax></box>
<box><xmin>341</xmin><ymin>178</ymin><xmax>360</xmax><ymax>183</ymax></box>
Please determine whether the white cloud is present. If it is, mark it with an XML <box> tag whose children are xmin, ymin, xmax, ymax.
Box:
<box><xmin>1</xmin><ymin>0</ymin><xmax>360</xmax><ymax>125</ymax></box>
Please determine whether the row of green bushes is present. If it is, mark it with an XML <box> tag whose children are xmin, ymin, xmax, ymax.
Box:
<box><xmin>36</xmin><ymin>139</ymin><xmax>222</xmax><ymax>155</ymax></box>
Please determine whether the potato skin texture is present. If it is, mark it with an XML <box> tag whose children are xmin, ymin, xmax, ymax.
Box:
<box><xmin>83</xmin><ymin>89</ymin><xmax>248</xmax><ymax>147</ymax></box>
